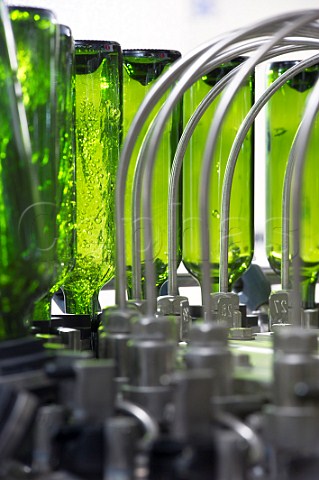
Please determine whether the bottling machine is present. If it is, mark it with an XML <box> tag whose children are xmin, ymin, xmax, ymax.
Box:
<box><xmin>1</xmin><ymin>3</ymin><xmax>319</xmax><ymax>479</ymax></box>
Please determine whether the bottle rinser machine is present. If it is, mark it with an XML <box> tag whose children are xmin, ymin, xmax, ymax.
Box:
<box><xmin>2</xmin><ymin>4</ymin><xmax>319</xmax><ymax>480</ymax></box>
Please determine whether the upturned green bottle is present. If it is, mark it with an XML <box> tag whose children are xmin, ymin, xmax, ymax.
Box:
<box><xmin>63</xmin><ymin>40</ymin><xmax>122</xmax><ymax>316</ymax></box>
<box><xmin>0</xmin><ymin>6</ymin><xmax>59</xmax><ymax>339</ymax></box>
<box><xmin>266</xmin><ymin>61</ymin><xmax>319</xmax><ymax>308</ymax></box>
<box><xmin>122</xmin><ymin>49</ymin><xmax>183</xmax><ymax>298</ymax></box>
<box><xmin>182</xmin><ymin>59</ymin><xmax>254</xmax><ymax>292</ymax></box>
<box><xmin>31</xmin><ymin>24</ymin><xmax>76</xmax><ymax>321</ymax></box>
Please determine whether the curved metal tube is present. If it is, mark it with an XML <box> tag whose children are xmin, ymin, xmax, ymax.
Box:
<box><xmin>115</xmin><ymin>10</ymin><xmax>313</xmax><ymax>309</ymax></box>
<box><xmin>167</xmin><ymin>42</ymin><xmax>316</xmax><ymax>297</ymax></box>
<box><xmin>140</xmin><ymin>41</ymin><xmax>297</xmax><ymax>298</ymax></box>
<box><xmin>134</xmin><ymin>46</ymin><xmax>248</xmax><ymax>300</ymax></box>
<box><xmin>132</xmin><ymin>37</ymin><xmax>252</xmax><ymax>314</ymax></box>
<box><xmin>199</xmin><ymin>11</ymin><xmax>319</xmax><ymax>319</ymax></box>
<box><xmin>116</xmin><ymin>398</ymin><xmax>159</xmax><ymax>449</ymax></box>
<box><xmin>139</xmin><ymin>42</ymin><xmax>262</xmax><ymax>299</ymax></box>
<box><xmin>166</xmin><ymin>42</ymin><xmax>294</xmax><ymax>296</ymax></box>
<box><xmin>137</xmin><ymin>13</ymin><xmax>319</xmax><ymax>316</ymax></box>
<box><xmin>281</xmin><ymin>53</ymin><xmax>319</xmax><ymax>292</ymax></box>
<box><xmin>168</xmin><ymin>68</ymin><xmax>238</xmax><ymax>296</ymax></box>
<box><xmin>115</xmin><ymin>31</ymin><xmax>231</xmax><ymax>308</ymax></box>
<box><xmin>132</xmin><ymin>39</ymin><xmax>246</xmax><ymax>311</ymax></box>
<box><xmin>219</xmin><ymin>51</ymin><xmax>319</xmax><ymax>293</ymax></box>
<box><xmin>130</xmin><ymin>36</ymin><xmax>319</xmax><ymax>308</ymax></box>
<box><xmin>132</xmin><ymin>119</ymin><xmax>158</xmax><ymax>300</ymax></box>
<box><xmin>137</xmin><ymin>42</ymin><xmax>259</xmax><ymax>299</ymax></box>
<box><xmin>282</xmin><ymin>127</ymin><xmax>302</xmax><ymax>291</ymax></box>
<box><xmin>290</xmin><ymin>76</ymin><xmax>319</xmax><ymax>326</ymax></box>
<box><xmin>216</xmin><ymin>411</ymin><xmax>264</xmax><ymax>465</ymax></box>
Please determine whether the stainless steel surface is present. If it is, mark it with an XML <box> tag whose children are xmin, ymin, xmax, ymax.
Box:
<box><xmin>73</xmin><ymin>359</ymin><xmax>116</xmax><ymax>423</ymax></box>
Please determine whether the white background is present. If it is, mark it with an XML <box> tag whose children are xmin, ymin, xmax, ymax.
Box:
<box><xmin>5</xmin><ymin>0</ymin><xmax>319</xmax><ymax>54</ymax></box>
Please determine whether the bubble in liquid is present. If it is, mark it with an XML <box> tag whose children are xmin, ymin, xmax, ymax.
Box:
<box><xmin>212</xmin><ymin>209</ymin><xmax>220</xmax><ymax>219</ymax></box>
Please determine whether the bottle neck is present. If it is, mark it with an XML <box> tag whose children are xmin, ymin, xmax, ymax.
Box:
<box><xmin>300</xmin><ymin>275</ymin><xmax>318</xmax><ymax>309</ymax></box>
<box><xmin>63</xmin><ymin>288</ymin><xmax>100</xmax><ymax>316</ymax></box>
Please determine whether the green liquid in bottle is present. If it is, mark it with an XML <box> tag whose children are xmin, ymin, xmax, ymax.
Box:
<box><xmin>63</xmin><ymin>41</ymin><xmax>122</xmax><ymax>316</ymax></box>
<box><xmin>266</xmin><ymin>61</ymin><xmax>319</xmax><ymax>308</ymax></box>
<box><xmin>32</xmin><ymin>25</ymin><xmax>76</xmax><ymax>321</ymax></box>
<box><xmin>123</xmin><ymin>49</ymin><xmax>183</xmax><ymax>298</ymax></box>
<box><xmin>182</xmin><ymin>59</ymin><xmax>254</xmax><ymax>292</ymax></box>
<box><xmin>0</xmin><ymin>7</ymin><xmax>59</xmax><ymax>339</ymax></box>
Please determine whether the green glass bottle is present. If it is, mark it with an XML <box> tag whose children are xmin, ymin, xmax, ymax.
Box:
<box><xmin>122</xmin><ymin>49</ymin><xmax>183</xmax><ymax>298</ymax></box>
<box><xmin>0</xmin><ymin>6</ymin><xmax>59</xmax><ymax>339</ymax></box>
<box><xmin>63</xmin><ymin>40</ymin><xmax>122</xmax><ymax>316</ymax></box>
<box><xmin>32</xmin><ymin>24</ymin><xmax>76</xmax><ymax>322</ymax></box>
<box><xmin>182</xmin><ymin>59</ymin><xmax>254</xmax><ymax>293</ymax></box>
<box><xmin>266</xmin><ymin>61</ymin><xmax>319</xmax><ymax>308</ymax></box>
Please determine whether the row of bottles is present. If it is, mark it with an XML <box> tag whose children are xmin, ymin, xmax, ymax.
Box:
<box><xmin>1</xmin><ymin>3</ymin><xmax>319</xmax><ymax>344</ymax></box>
<box><xmin>0</xmin><ymin>6</ymin><xmax>186</xmax><ymax>343</ymax></box>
